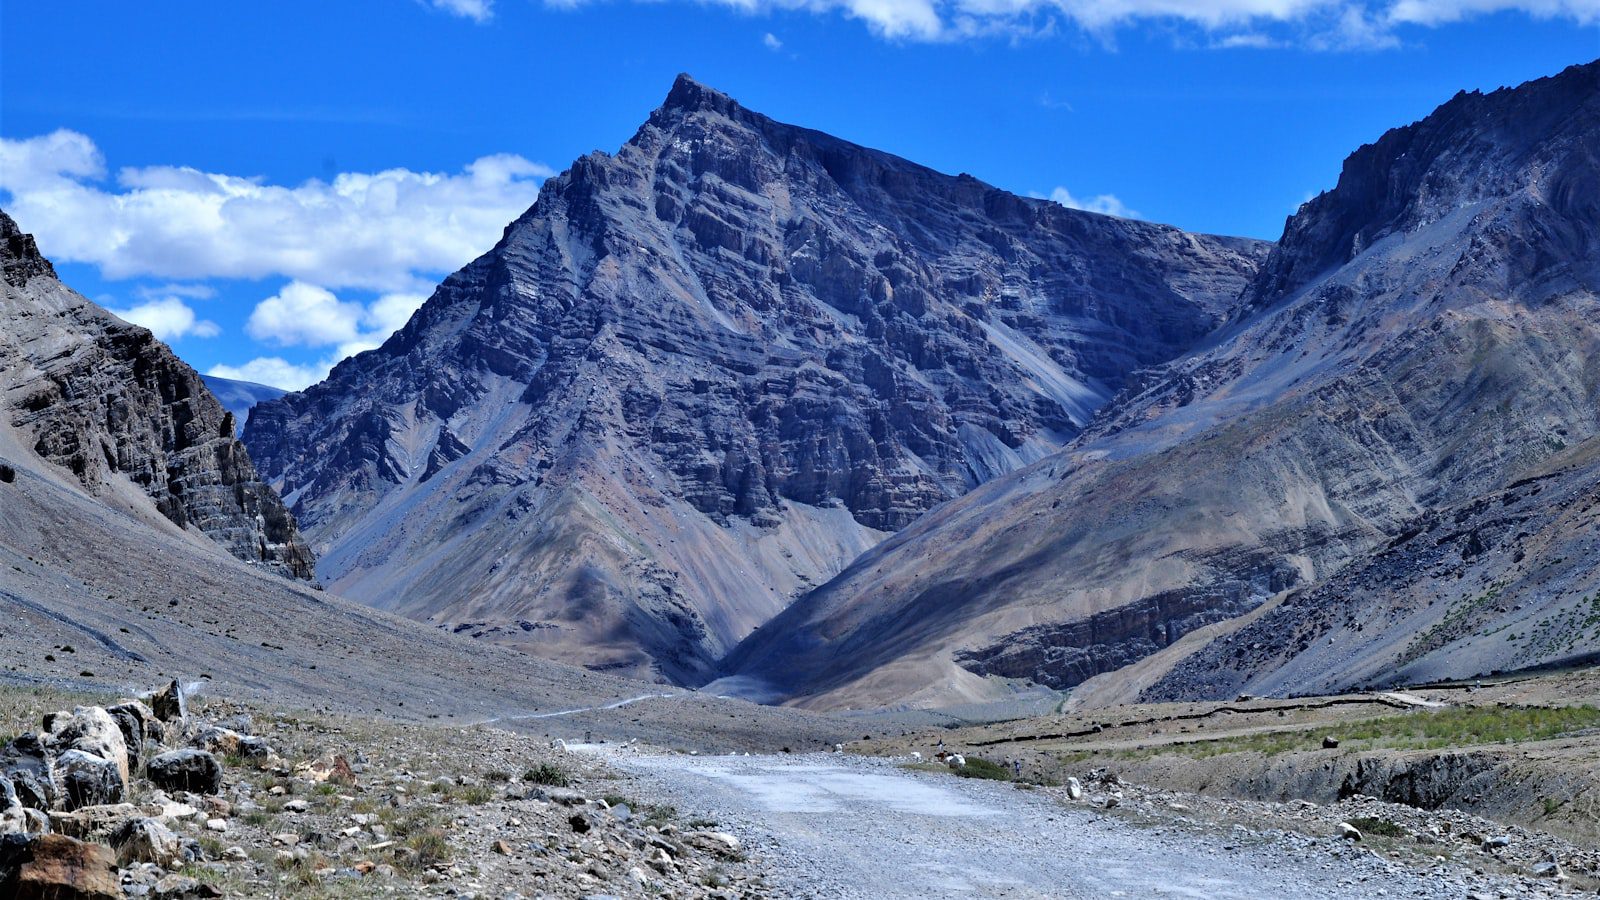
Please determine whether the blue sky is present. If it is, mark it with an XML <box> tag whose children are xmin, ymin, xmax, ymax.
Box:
<box><xmin>2</xmin><ymin>1</ymin><xmax>1596</xmax><ymax>389</ymax></box>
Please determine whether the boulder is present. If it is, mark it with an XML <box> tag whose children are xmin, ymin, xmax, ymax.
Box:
<box><xmin>146</xmin><ymin>750</ymin><xmax>222</xmax><ymax>795</ymax></box>
<box><xmin>48</xmin><ymin>804</ymin><xmax>142</xmax><ymax>841</ymax></box>
<box><xmin>106</xmin><ymin>701</ymin><xmax>161</xmax><ymax>769</ymax></box>
<box><xmin>683</xmin><ymin>830</ymin><xmax>742</xmax><ymax>859</ymax></box>
<box><xmin>112</xmin><ymin>817</ymin><xmax>185</xmax><ymax>867</ymax></box>
<box><xmin>0</xmin><ymin>832</ymin><xmax>121</xmax><ymax>900</ymax></box>
<box><xmin>44</xmin><ymin>707</ymin><xmax>130</xmax><ymax>793</ymax></box>
<box><xmin>54</xmin><ymin>751</ymin><xmax>124</xmax><ymax>811</ymax></box>
<box><xmin>1066</xmin><ymin>777</ymin><xmax>1083</xmax><ymax>801</ymax></box>
<box><xmin>187</xmin><ymin>727</ymin><xmax>242</xmax><ymax>757</ymax></box>
<box><xmin>1337</xmin><ymin>822</ymin><xmax>1363</xmax><ymax>841</ymax></box>
<box><xmin>148</xmin><ymin>680</ymin><xmax>187</xmax><ymax>724</ymax></box>
<box><xmin>1</xmin><ymin>735</ymin><xmax>58</xmax><ymax>811</ymax></box>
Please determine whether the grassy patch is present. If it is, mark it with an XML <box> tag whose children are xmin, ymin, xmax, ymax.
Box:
<box><xmin>523</xmin><ymin>762</ymin><xmax>569</xmax><ymax>787</ymax></box>
<box><xmin>1347</xmin><ymin>816</ymin><xmax>1406</xmax><ymax>838</ymax></box>
<box><xmin>952</xmin><ymin>757</ymin><xmax>1014</xmax><ymax>781</ymax></box>
<box><xmin>1097</xmin><ymin>704</ymin><xmax>1600</xmax><ymax>760</ymax></box>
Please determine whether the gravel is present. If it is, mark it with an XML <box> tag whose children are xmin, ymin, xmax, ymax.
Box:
<box><xmin>597</xmin><ymin>749</ymin><xmax>1571</xmax><ymax>899</ymax></box>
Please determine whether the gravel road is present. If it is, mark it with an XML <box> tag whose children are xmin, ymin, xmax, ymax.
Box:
<box><xmin>599</xmin><ymin>751</ymin><xmax>1533</xmax><ymax>899</ymax></box>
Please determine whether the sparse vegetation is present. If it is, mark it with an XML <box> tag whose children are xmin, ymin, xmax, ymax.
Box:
<box><xmin>1059</xmin><ymin>704</ymin><xmax>1600</xmax><ymax>762</ymax></box>
<box><xmin>1347</xmin><ymin>816</ymin><xmax>1406</xmax><ymax>838</ymax></box>
<box><xmin>952</xmin><ymin>756</ymin><xmax>1014</xmax><ymax>781</ymax></box>
<box><xmin>524</xmin><ymin>761</ymin><xmax>570</xmax><ymax>787</ymax></box>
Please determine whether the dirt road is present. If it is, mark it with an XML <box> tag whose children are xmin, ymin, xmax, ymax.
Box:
<box><xmin>600</xmin><ymin>751</ymin><xmax>1533</xmax><ymax>899</ymax></box>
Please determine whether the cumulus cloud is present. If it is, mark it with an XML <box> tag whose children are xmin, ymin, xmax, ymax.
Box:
<box><xmin>0</xmin><ymin>130</ymin><xmax>551</xmax><ymax>293</ymax></box>
<box><xmin>106</xmin><ymin>296</ymin><xmax>221</xmax><ymax>341</ymax></box>
<box><xmin>541</xmin><ymin>0</ymin><xmax>1598</xmax><ymax>44</ymax></box>
<box><xmin>1047</xmin><ymin>186</ymin><xmax>1139</xmax><ymax>219</ymax></box>
<box><xmin>207</xmin><ymin>357</ymin><xmax>333</xmax><ymax>392</ymax></box>
<box><xmin>426</xmin><ymin>0</ymin><xmax>494</xmax><ymax>21</ymax></box>
<box><xmin>245</xmin><ymin>280</ymin><xmax>429</xmax><ymax>349</ymax></box>
<box><xmin>246</xmin><ymin>281</ymin><xmax>365</xmax><ymax>347</ymax></box>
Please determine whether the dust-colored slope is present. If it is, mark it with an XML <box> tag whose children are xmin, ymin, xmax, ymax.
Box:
<box><xmin>725</xmin><ymin>60</ymin><xmax>1600</xmax><ymax>710</ymax></box>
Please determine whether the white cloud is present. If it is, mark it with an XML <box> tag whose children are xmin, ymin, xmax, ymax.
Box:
<box><xmin>1388</xmin><ymin>0</ymin><xmax>1600</xmax><ymax>25</ymax></box>
<box><xmin>226</xmin><ymin>280</ymin><xmax>429</xmax><ymax>388</ymax></box>
<box><xmin>763</xmin><ymin>31</ymin><xmax>785</xmax><ymax>48</ymax></box>
<box><xmin>0</xmin><ymin>130</ymin><xmax>551</xmax><ymax>293</ymax></box>
<box><xmin>426</xmin><ymin>0</ymin><xmax>494</xmax><ymax>21</ymax></box>
<box><xmin>541</xmin><ymin>0</ymin><xmax>1598</xmax><ymax>44</ymax></box>
<box><xmin>246</xmin><ymin>281</ymin><xmax>366</xmax><ymax>347</ymax></box>
<box><xmin>106</xmin><ymin>296</ymin><xmax>221</xmax><ymax>341</ymax></box>
<box><xmin>207</xmin><ymin>357</ymin><xmax>333</xmax><ymax>392</ymax></box>
<box><xmin>1047</xmin><ymin>186</ymin><xmax>1139</xmax><ymax>219</ymax></box>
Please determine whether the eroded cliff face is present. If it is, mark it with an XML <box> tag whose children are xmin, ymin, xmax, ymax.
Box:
<box><xmin>724</xmin><ymin>61</ymin><xmax>1600</xmax><ymax>710</ymax></box>
<box><xmin>244</xmin><ymin>75</ymin><xmax>1268</xmax><ymax>682</ymax></box>
<box><xmin>0</xmin><ymin>210</ymin><xmax>313</xmax><ymax>580</ymax></box>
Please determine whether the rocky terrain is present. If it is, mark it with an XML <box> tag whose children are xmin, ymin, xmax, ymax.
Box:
<box><xmin>1</xmin><ymin>682</ymin><xmax>772</xmax><ymax>899</ymax></box>
<box><xmin>242</xmin><ymin>74</ymin><xmax>1268</xmax><ymax>684</ymax></box>
<box><xmin>724</xmin><ymin>60</ymin><xmax>1600</xmax><ymax>710</ymax></box>
<box><xmin>1</xmin><ymin>211</ymin><xmax>312</xmax><ymax>580</ymax></box>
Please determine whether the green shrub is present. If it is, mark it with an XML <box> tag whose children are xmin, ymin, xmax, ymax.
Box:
<box><xmin>523</xmin><ymin>762</ymin><xmax>569</xmax><ymax>787</ymax></box>
<box><xmin>1347</xmin><ymin>816</ymin><xmax>1405</xmax><ymax>838</ymax></box>
<box><xmin>952</xmin><ymin>757</ymin><xmax>1014</xmax><ymax>781</ymax></box>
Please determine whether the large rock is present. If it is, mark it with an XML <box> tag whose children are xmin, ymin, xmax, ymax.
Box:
<box><xmin>111</xmin><ymin>817</ymin><xmax>185</xmax><ymax>867</ymax></box>
<box><xmin>54</xmin><ymin>751</ymin><xmax>124</xmax><ymax>811</ymax></box>
<box><xmin>0</xmin><ymin>832</ymin><xmax>121</xmax><ymax>900</ymax></box>
<box><xmin>0</xmin><ymin>735</ymin><xmax>57</xmax><ymax>811</ymax></box>
<box><xmin>48</xmin><ymin>804</ymin><xmax>142</xmax><ymax>841</ymax></box>
<box><xmin>44</xmin><ymin>707</ymin><xmax>129</xmax><ymax>792</ymax></box>
<box><xmin>105</xmin><ymin>701</ymin><xmax>160</xmax><ymax>771</ymax></box>
<box><xmin>147</xmin><ymin>681</ymin><xmax>187</xmax><ymax>725</ymax></box>
<box><xmin>146</xmin><ymin>750</ymin><xmax>222</xmax><ymax>795</ymax></box>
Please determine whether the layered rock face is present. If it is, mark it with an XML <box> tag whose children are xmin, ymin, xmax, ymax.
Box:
<box><xmin>244</xmin><ymin>75</ymin><xmax>1267</xmax><ymax>682</ymax></box>
<box><xmin>0</xmin><ymin>211</ymin><xmax>313</xmax><ymax>580</ymax></box>
<box><xmin>724</xmin><ymin>61</ymin><xmax>1600</xmax><ymax>709</ymax></box>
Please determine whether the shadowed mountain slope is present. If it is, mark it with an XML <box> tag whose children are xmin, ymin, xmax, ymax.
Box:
<box><xmin>244</xmin><ymin>75</ymin><xmax>1267</xmax><ymax>683</ymax></box>
<box><xmin>1</xmin><ymin>210</ymin><xmax>312</xmax><ymax>580</ymax></box>
<box><xmin>724</xmin><ymin>60</ymin><xmax>1600</xmax><ymax>710</ymax></box>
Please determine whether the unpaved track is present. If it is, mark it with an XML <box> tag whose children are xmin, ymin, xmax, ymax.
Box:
<box><xmin>600</xmin><ymin>751</ymin><xmax>1498</xmax><ymax>899</ymax></box>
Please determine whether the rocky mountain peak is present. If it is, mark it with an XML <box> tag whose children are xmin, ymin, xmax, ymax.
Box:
<box><xmin>1247</xmin><ymin>59</ymin><xmax>1599</xmax><ymax>311</ymax></box>
<box><xmin>1</xmin><ymin>211</ymin><xmax>56</xmax><ymax>289</ymax></box>
<box><xmin>659</xmin><ymin>72</ymin><xmax>738</xmax><ymax>116</ymax></box>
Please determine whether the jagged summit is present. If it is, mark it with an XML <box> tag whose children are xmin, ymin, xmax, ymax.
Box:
<box><xmin>244</xmin><ymin>76</ymin><xmax>1267</xmax><ymax>683</ymax></box>
<box><xmin>1</xmin><ymin>210</ymin><xmax>56</xmax><ymax>288</ymax></box>
<box><xmin>659</xmin><ymin>73</ymin><xmax>738</xmax><ymax>115</ymax></box>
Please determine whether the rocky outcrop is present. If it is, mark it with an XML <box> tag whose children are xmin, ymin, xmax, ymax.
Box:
<box><xmin>724</xmin><ymin>61</ymin><xmax>1600</xmax><ymax>710</ymax></box>
<box><xmin>244</xmin><ymin>74</ymin><xmax>1266</xmax><ymax>682</ymax></box>
<box><xmin>0</xmin><ymin>211</ymin><xmax>313</xmax><ymax>580</ymax></box>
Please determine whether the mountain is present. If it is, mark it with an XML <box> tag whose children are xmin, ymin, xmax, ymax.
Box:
<box><xmin>243</xmin><ymin>75</ymin><xmax>1269</xmax><ymax>683</ymax></box>
<box><xmin>202</xmin><ymin>375</ymin><xmax>288</xmax><ymax>437</ymax></box>
<box><xmin>724</xmin><ymin>60</ymin><xmax>1600</xmax><ymax>710</ymax></box>
<box><xmin>1</xmin><ymin>210</ymin><xmax>313</xmax><ymax>581</ymax></box>
<box><xmin>0</xmin><ymin>209</ymin><xmax>838</xmax><ymax>750</ymax></box>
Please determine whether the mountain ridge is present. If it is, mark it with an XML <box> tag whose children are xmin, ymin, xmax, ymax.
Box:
<box><xmin>245</xmin><ymin>74</ymin><xmax>1268</xmax><ymax>683</ymax></box>
<box><xmin>723</xmin><ymin>59</ymin><xmax>1600</xmax><ymax>710</ymax></box>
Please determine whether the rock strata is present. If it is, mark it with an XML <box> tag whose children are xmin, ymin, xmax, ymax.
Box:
<box><xmin>0</xmin><ymin>211</ymin><xmax>313</xmax><ymax>580</ymax></box>
<box><xmin>244</xmin><ymin>74</ymin><xmax>1267</xmax><ymax>682</ymax></box>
